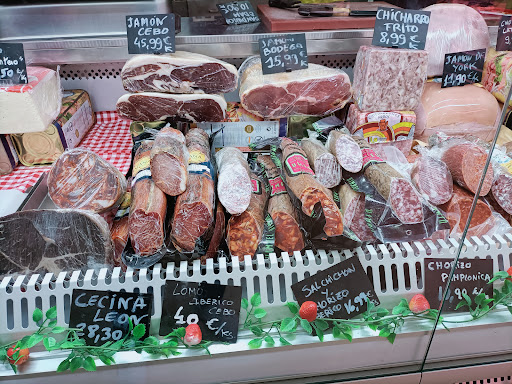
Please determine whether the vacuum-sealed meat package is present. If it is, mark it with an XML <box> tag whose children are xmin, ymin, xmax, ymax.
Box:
<box><xmin>301</xmin><ymin>137</ymin><xmax>341</xmax><ymax>189</ymax></box>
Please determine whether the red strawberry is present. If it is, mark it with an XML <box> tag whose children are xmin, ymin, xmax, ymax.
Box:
<box><xmin>184</xmin><ymin>324</ymin><xmax>202</xmax><ymax>346</ymax></box>
<box><xmin>506</xmin><ymin>266</ymin><xmax>512</xmax><ymax>282</ymax></box>
<box><xmin>409</xmin><ymin>294</ymin><xmax>430</xmax><ymax>314</ymax></box>
<box><xmin>6</xmin><ymin>345</ymin><xmax>29</xmax><ymax>365</ymax></box>
<box><xmin>299</xmin><ymin>301</ymin><xmax>317</xmax><ymax>322</ymax></box>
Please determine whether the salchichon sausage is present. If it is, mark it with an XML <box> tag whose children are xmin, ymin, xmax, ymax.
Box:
<box><xmin>201</xmin><ymin>202</ymin><xmax>225</xmax><ymax>264</ymax></box>
<box><xmin>110</xmin><ymin>179</ymin><xmax>132</xmax><ymax>268</ymax></box>
<box><xmin>410</xmin><ymin>155</ymin><xmax>453</xmax><ymax>205</ymax></box>
<box><xmin>441</xmin><ymin>143</ymin><xmax>494</xmax><ymax>196</ymax></box>
<box><xmin>327</xmin><ymin>130</ymin><xmax>363</xmax><ymax>173</ymax></box>
<box><xmin>353</xmin><ymin>137</ymin><xmax>423</xmax><ymax>224</ymax></box>
<box><xmin>129</xmin><ymin>141</ymin><xmax>167</xmax><ymax>256</ymax></box>
<box><xmin>150</xmin><ymin>127</ymin><xmax>189</xmax><ymax>196</ymax></box>
<box><xmin>227</xmin><ymin>172</ymin><xmax>268</xmax><ymax>258</ymax></box>
<box><xmin>281</xmin><ymin>137</ymin><xmax>344</xmax><ymax>237</ymax></box>
<box><xmin>257</xmin><ymin>154</ymin><xmax>304</xmax><ymax>253</ymax></box>
<box><xmin>171</xmin><ymin>128</ymin><xmax>214</xmax><ymax>252</ymax></box>
<box><xmin>216</xmin><ymin>147</ymin><xmax>252</xmax><ymax>215</ymax></box>
<box><xmin>491</xmin><ymin>173</ymin><xmax>512</xmax><ymax>215</ymax></box>
<box><xmin>338</xmin><ymin>183</ymin><xmax>375</xmax><ymax>242</ymax></box>
<box><xmin>301</xmin><ymin>138</ymin><xmax>342</xmax><ymax>189</ymax></box>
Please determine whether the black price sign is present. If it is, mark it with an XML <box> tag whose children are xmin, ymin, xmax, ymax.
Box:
<box><xmin>372</xmin><ymin>7</ymin><xmax>430</xmax><ymax>50</ymax></box>
<box><xmin>0</xmin><ymin>43</ymin><xmax>27</xmax><ymax>85</ymax></box>
<box><xmin>291</xmin><ymin>257</ymin><xmax>380</xmax><ymax>320</ymax></box>
<box><xmin>126</xmin><ymin>14</ymin><xmax>175</xmax><ymax>54</ymax></box>
<box><xmin>497</xmin><ymin>15</ymin><xmax>512</xmax><ymax>51</ymax></box>
<box><xmin>424</xmin><ymin>258</ymin><xmax>493</xmax><ymax>312</ymax></box>
<box><xmin>441</xmin><ymin>48</ymin><xmax>486</xmax><ymax>88</ymax></box>
<box><xmin>159</xmin><ymin>280</ymin><xmax>242</xmax><ymax>343</ymax></box>
<box><xmin>259</xmin><ymin>33</ymin><xmax>308</xmax><ymax>75</ymax></box>
<box><xmin>217</xmin><ymin>1</ymin><xmax>260</xmax><ymax>25</ymax></box>
<box><xmin>69</xmin><ymin>289</ymin><xmax>153</xmax><ymax>346</ymax></box>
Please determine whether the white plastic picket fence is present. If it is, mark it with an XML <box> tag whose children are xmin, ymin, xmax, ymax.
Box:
<box><xmin>1</xmin><ymin>234</ymin><xmax>511</xmax><ymax>340</ymax></box>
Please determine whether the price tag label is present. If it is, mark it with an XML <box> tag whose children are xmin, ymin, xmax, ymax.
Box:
<box><xmin>259</xmin><ymin>33</ymin><xmax>308</xmax><ymax>75</ymax></box>
<box><xmin>217</xmin><ymin>1</ymin><xmax>260</xmax><ymax>25</ymax></box>
<box><xmin>372</xmin><ymin>7</ymin><xmax>430</xmax><ymax>50</ymax></box>
<box><xmin>0</xmin><ymin>43</ymin><xmax>28</xmax><ymax>85</ymax></box>
<box><xmin>424</xmin><ymin>258</ymin><xmax>493</xmax><ymax>312</ymax></box>
<box><xmin>159</xmin><ymin>280</ymin><xmax>242</xmax><ymax>343</ymax></box>
<box><xmin>497</xmin><ymin>15</ymin><xmax>512</xmax><ymax>51</ymax></box>
<box><xmin>69</xmin><ymin>289</ymin><xmax>153</xmax><ymax>346</ymax></box>
<box><xmin>441</xmin><ymin>48</ymin><xmax>486</xmax><ymax>88</ymax></box>
<box><xmin>291</xmin><ymin>257</ymin><xmax>380</xmax><ymax>320</ymax></box>
<box><xmin>126</xmin><ymin>14</ymin><xmax>175</xmax><ymax>54</ymax></box>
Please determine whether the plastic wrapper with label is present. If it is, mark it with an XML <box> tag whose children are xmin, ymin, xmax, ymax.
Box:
<box><xmin>47</xmin><ymin>148</ymin><xmax>127</xmax><ymax>213</ymax></box>
<box><xmin>0</xmin><ymin>209</ymin><xmax>112</xmax><ymax>278</ymax></box>
<box><xmin>482</xmin><ymin>48</ymin><xmax>512</xmax><ymax>108</ymax></box>
<box><xmin>301</xmin><ymin>137</ymin><xmax>341</xmax><ymax>189</ymax></box>
<box><xmin>121</xmin><ymin>52</ymin><xmax>239</xmax><ymax>94</ymax></box>
<box><xmin>0</xmin><ymin>135</ymin><xmax>18</xmax><ymax>175</ymax></box>
<box><xmin>11</xmin><ymin>89</ymin><xmax>96</xmax><ymax>166</ymax></box>
<box><xmin>0</xmin><ymin>66</ymin><xmax>62</xmax><ymax>134</ymax></box>
<box><xmin>352</xmin><ymin>46</ymin><xmax>428</xmax><ymax>112</ymax></box>
<box><xmin>239</xmin><ymin>56</ymin><xmax>352</xmax><ymax>119</ymax></box>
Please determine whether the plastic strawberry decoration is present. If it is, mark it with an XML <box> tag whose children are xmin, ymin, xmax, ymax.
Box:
<box><xmin>6</xmin><ymin>345</ymin><xmax>30</xmax><ymax>365</ymax></box>
<box><xmin>506</xmin><ymin>266</ymin><xmax>512</xmax><ymax>282</ymax></box>
<box><xmin>299</xmin><ymin>301</ymin><xmax>318</xmax><ymax>322</ymax></box>
<box><xmin>409</xmin><ymin>294</ymin><xmax>430</xmax><ymax>314</ymax></box>
<box><xmin>184</xmin><ymin>324</ymin><xmax>202</xmax><ymax>346</ymax></box>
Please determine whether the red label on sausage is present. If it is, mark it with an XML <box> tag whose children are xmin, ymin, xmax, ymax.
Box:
<box><xmin>251</xmin><ymin>178</ymin><xmax>262</xmax><ymax>195</ymax></box>
<box><xmin>361</xmin><ymin>148</ymin><xmax>384</xmax><ymax>169</ymax></box>
<box><xmin>268</xmin><ymin>176</ymin><xmax>286</xmax><ymax>196</ymax></box>
<box><xmin>285</xmin><ymin>153</ymin><xmax>314</xmax><ymax>176</ymax></box>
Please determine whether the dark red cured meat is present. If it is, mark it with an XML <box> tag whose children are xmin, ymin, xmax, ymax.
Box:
<box><xmin>116</xmin><ymin>93</ymin><xmax>227</xmax><ymax>123</ymax></box>
<box><xmin>171</xmin><ymin>129</ymin><xmax>214</xmax><ymax>252</ymax></box>
<box><xmin>201</xmin><ymin>203</ymin><xmax>225</xmax><ymax>264</ymax></box>
<box><xmin>338</xmin><ymin>183</ymin><xmax>375</xmax><ymax>242</ymax></box>
<box><xmin>110</xmin><ymin>179</ymin><xmax>132</xmax><ymax>269</ymax></box>
<box><xmin>410</xmin><ymin>156</ymin><xmax>453</xmax><ymax>205</ymax></box>
<box><xmin>389</xmin><ymin>178</ymin><xmax>424</xmax><ymax>224</ymax></box>
<box><xmin>441</xmin><ymin>143</ymin><xmax>494</xmax><ymax>196</ymax></box>
<box><xmin>121</xmin><ymin>53</ymin><xmax>238</xmax><ymax>94</ymax></box>
<box><xmin>491</xmin><ymin>173</ymin><xmax>512</xmax><ymax>215</ymax></box>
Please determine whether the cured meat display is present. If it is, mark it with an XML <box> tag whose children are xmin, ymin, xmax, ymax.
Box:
<box><xmin>171</xmin><ymin>128</ymin><xmax>214</xmax><ymax>252</ymax></box>
<box><xmin>410</xmin><ymin>155</ymin><xmax>453</xmax><ymax>206</ymax></box>
<box><xmin>239</xmin><ymin>58</ymin><xmax>351</xmax><ymax>119</ymax></box>
<box><xmin>491</xmin><ymin>173</ymin><xmax>512</xmax><ymax>215</ymax></box>
<box><xmin>327</xmin><ymin>130</ymin><xmax>363</xmax><ymax>173</ymax></box>
<box><xmin>129</xmin><ymin>141</ymin><xmax>167</xmax><ymax>256</ymax></box>
<box><xmin>0</xmin><ymin>209</ymin><xmax>112</xmax><ymax>276</ymax></box>
<box><xmin>441</xmin><ymin>143</ymin><xmax>494</xmax><ymax>196</ymax></box>
<box><xmin>354</xmin><ymin>137</ymin><xmax>423</xmax><ymax>224</ymax></box>
<box><xmin>257</xmin><ymin>154</ymin><xmax>304</xmax><ymax>253</ymax></box>
<box><xmin>352</xmin><ymin>46</ymin><xmax>428</xmax><ymax>112</ymax></box>
<box><xmin>202</xmin><ymin>203</ymin><xmax>226</xmax><ymax>263</ymax></box>
<box><xmin>216</xmin><ymin>147</ymin><xmax>252</xmax><ymax>215</ymax></box>
<box><xmin>414</xmin><ymin>82</ymin><xmax>499</xmax><ymax>142</ymax></box>
<box><xmin>301</xmin><ymin>138</ymin><xmax>341</xmax><ymax>189</ymax></box>
<box><xmin>121</xmin><ymin>52</ymin><xmax>238</xmax><ymax>94</ymax></box>
<box><xmin>150</xmin><ymin>127</ymin><xmax>189</xmax><ymax>196</ymax></box>
<box><xmin>48</xmin><ymin>148</ymin><xmax>127</xmax><ymax>213</ymax></box>
<box><xmin>440</xmin><ymin>185</ymin><xmax>494</xmax><ymax>238</ymax></box>
<box><xmin>338</xmin><ymin>183</ymin><xmax>375</xmax><ymax>242</ymax></box>
<box><xmin>227</xmin><ymin>172</ymin><xmax>269</xmax><ymax>258</ymax></box>
<box><xmin>280</xmin><ymin>138</ymin><xmax>344</xmax><ymax>237</ymax></box>
<box><xmin>110</xmin><ymin>180</ymin><xmax>132</xmax><ymax>268</ymax></box>
<box><xmin>116</xmin><ymin>93</ymin><xmax>227</xmax><ymax>123</ymax></box>
<box><xmin>423</xmin><ymin>3</ymin><xmax>490</xmax><ymax>77</ymax></box>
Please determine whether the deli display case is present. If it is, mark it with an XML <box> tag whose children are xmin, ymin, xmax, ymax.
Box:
<box><xmin>2</xmin><ymin>1</ymin><xmax>512</xmax><ymax>384</ymax></box>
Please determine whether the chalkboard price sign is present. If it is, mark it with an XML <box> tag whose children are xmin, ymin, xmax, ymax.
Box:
<box><xmin>497</xmin><ymin>15</ymin><xmax>512</xmax><ymax>51</ymax></box>
<box><xmin>259</xmin><ymin>33</ymin><xmax>308</xmax><ymax>75</ymax></box>
<box><xmin>372</xmin><ymin>7</ymin><xmax>431</xmax><ymax>50</ymax></box>
<box><xmin>424</xmin><ymin>258</ymin><xmax>493</xmax><ymax>312</ymax></box>
<box><xmin>291</xmin><ymin>257</ymin><xmax>380</xmax><ymax>320</ymax></box>
<box><xmin>217</xmin><ymin>1</ymin><xmax>260</xmax><ymax>25</ymax></box>
<box><xmin>160</xmin><ymin>280</ymin><xmax>242</xmax><ymax>343</ymax></box>
<box><xmin>441</xmin><ymin>48</ymin><xmax>486</xmax><ymax>88</ymax></box>
<box><xmin>126</xmin><ymin>14</ymin><xmax>175</xmax><ymax>54</ymax></box>
<box><xmin>0</xmin><ymin>43</ymin><xmax>28</xmax><ymax>85</ymax></box>
<box><xmin>69</xmin><ymin>289</ymin><xmax>153</xmax><ymax>346</ymax></box>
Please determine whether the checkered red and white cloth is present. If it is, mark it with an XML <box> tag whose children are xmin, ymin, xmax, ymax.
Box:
<box><xmin>0</xmin><ymin>111</ymin><xmax>132</xmax><ymax>192</ymax></box>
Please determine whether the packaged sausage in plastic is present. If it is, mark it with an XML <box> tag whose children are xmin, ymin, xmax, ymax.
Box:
<box><xmin>301</xmin><ymin>137</ymin><xmax>342</xmax><ymax>189</ymax></box>
<box><xmin>327</xmin><ymin>130</ymin><xmax>363</xmax><ymax>173</ymax></box>
<box><xmin>239</xmin><ymin>56</ymin><xmax>352</xmax><ymax>119</ymax></box>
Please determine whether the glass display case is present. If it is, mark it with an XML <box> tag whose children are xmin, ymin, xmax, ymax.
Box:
<box><xmin>1</xmin><ymin>1</ymin><xmax>512</xmax><ymax>383</ymax></box>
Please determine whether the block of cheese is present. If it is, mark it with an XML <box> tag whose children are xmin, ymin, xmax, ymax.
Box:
<box><xmin>482</xmin><ymin>48</ymin><xmax>512</xmax><ymax>107</ymax></box>
<box><xmin>346</xmin><ymin>104</ymin><xmax>416</xmax><ymax>143</ymax></box>
<box><xmin>0</xmin><ymin>66</ymin><xmax>61</xmax><ymax>134</ymax></box>
<box><xmin>11</xmin><ymin>89</ymin><xmax>95</xmax><ymax>166</ymax></box>
<box><xmin>352</xmin><ymin>46</ymin><xmax>428</xmax><ymax>112</ymax></box>
<box><xmin>414</xmin><ymin>82</ymin><xmax>499</xmax><ymax>142</ymax></box>
<box><xmin>423</xmin><ymin>3</ymin><xmax>490</xmax><ymax>78</ymax></box>
<box><xmin>0</xmin><ymin>135</ymin><xmax>19</xmax><ymax>175</ymax></box>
